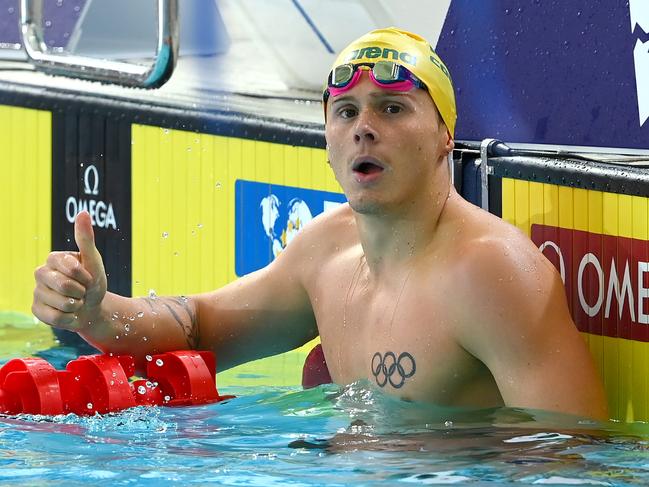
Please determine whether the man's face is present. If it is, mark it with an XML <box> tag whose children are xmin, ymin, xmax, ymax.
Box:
<box><xmin>324</xmin><ymin>72</ymin><xmax>453</xmax><ymax>215</ymax></box>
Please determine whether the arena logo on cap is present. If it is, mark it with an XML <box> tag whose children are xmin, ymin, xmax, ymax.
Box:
<box><xmin>531</xmin><ymin>224</ymin><xmax>649</xmax><ymax>342</ymax></box>
<box><xmin>429</xmin><ymin>46</ymin><xmax>451</xmax><ymax>80</ymax></box>
<box><xmin>346</xmin><ymin>47</ymin><xmax>417</xmax><ymax>66</ymax></box>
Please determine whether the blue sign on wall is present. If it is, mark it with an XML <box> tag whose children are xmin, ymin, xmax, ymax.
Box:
<box><xmin>235</xmin><ymin>180</ymin><xmax>347</xmax><ymax>277</ymax></box>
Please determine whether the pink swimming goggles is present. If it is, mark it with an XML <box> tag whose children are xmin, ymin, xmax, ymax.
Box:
<box><xmin>323</xmin><ymin>60</ymin><xmax>427</xmax><ymax>103</ymax></box>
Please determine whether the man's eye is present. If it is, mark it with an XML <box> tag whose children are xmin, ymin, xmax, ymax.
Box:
<box><xmin>385</xmin><ymin>104</ymin><xmax>402</xmax><ymax>114</ymax></box>
<box><xmin>338</xmin><ymin>107</ymin><xmax>358</xmax><ymax>119</ymax></box>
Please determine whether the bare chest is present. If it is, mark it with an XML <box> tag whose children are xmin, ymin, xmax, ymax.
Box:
<box><xmin>308</xmin><ymin>255</ymin><xmax>501</xmax><ymax>406</ymax></box>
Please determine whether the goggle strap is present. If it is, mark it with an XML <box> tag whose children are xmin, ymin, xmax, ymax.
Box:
<box><xmin>328</xmin><ymin>70</ymin><xmax>417</xmax><ymax>98</ymax></box>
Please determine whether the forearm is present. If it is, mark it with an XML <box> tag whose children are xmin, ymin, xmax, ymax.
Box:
<box><xmin>77</xmin><ymin>292</ymin><xmax>200</xmax><ymax>362</ymax></box>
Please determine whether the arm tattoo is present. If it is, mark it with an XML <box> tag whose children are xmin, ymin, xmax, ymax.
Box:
<box><xmin>143</xmin><ymin>296</ymin><xmax>200</xmax><ymax>349</ymax></box>
<box><xmin>371</xmin><ymin>351</ymin><xmax>416</xmax><ymax>389</ymax></box>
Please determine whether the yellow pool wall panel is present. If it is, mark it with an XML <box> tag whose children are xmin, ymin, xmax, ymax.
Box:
<box><xmin>131</xmin><ymin>125</ymin><xmax>339</xmax><ymax>386</ymax></box>
<box><xmin>0</xmin><ymin>105</ymin><xmax>52</xmax><ymax>313</ymax></box>
<box><xmin>502</xmin><ymin>178</ymin><xmax>649</xmax><ymax>422</ymax></box>
<box><xmin>0</xmin><ymin>105</ymin><xmax>56</xmax><ymax>354</ymax></box>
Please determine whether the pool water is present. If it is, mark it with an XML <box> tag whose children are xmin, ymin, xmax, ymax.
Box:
<box><xmin>0</xmin><ymin>347</ymin><xmax>647</xmax><ymax>486</ymax></box>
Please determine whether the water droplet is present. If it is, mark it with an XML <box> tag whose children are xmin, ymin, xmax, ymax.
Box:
<box><xmin>215</xmin><ymin>182</ymin><xmax>222</xmax><ymax>189</ymax></box>
<box><xmin>110</xmin><ymin>380</ymin><xmax>114</xmax><ymax>386</ymax></box>
<box><xmin>56</xmin><ymin>0</ymin><xmax>63</xmax><ymax>6</ymax></box>
<box><xmin>115</xmin><ymin>335</ymin><xmax>120</xmax><ymax>339</ymax></box>
<box><xmin>145</xmin><ymin>355</ymin><xmax>153</xmax><ymax>362</ymax></box>
<box><xmin>161</xmin><ymin>231</ymin><xmax>169</xmax><ymax>238</ymax></box>
<box><xmin>164</xmin><ymin>395</ymin><xmax>171</xmax><ymax>402</ymax></box>
<box><xmin>7</xmin><ymin>7</ymin><xmax>15</xmax><ymax>14</ymax></box>
<box><xmin>146</xmin><ymin>381</ymin><xmax>153</xmax><ymax>388</ymax></box>
<box><xmin>173</xmin><ymin>251</ymin><xmax>179</xmax><ymax>257</ymax></box>
<box><xmin>45</xmin><ymin>20</ymin><xmax>52</xmax><ymax>27</ymax></box>
<box><xmin>197</xmin><ymin>223</ymin><xmax>203</xmax><ymax>229</ymax></box>
<box><xmin>163</xmin><ymin>128</ymin><xmax>169</xmax><ymax>134</ymax></box>
<box><xmin>137</xmin><ymin>311</ymin><xmax>144</xmax><ymax>318</ymax></box>
<box><xmin>142</xmin><ymin>336</ymin><xmax>148</xmax><ymax>341</ymax></box>
<box><xmin>86</xmin><ymin>403</ymin><xmax>93</xmax><ymax>409</ymax></box>
<box><xmin>148</xmin><ymin>289</ymin><xmax>157</xmax><ymax>299</ymax></box>
<box><xmin>186</xmin><ymin>147</ymin><xmax>192</xmax><ymax>152</ymax></box>
<box><xmin>444</xmin><ymin>420</ymin><xmax>453</xmax><ymax>428</ymax></box>
<box><xmin>124</xmin><ymin>323</ymin><xmax>130</xmax><ymax>332</ymax></box>
<box><xmin>73</xmin><ymin>5</ymin><xmax>80</xmax><ymax>12</ymax></box>
<box><xmin>156</xmin><ymin>359</ymin><xmax>164</xmax><ymax>366</ymax></box>
<box><xmin>69</xmin><ymin>298</ymin><xmax>75</xmax><ymax>304</ymax></box>
<box><xmin>137</xmin><ymin>386</ymin><xmax>146</xmax><ymax>395</ymax></box>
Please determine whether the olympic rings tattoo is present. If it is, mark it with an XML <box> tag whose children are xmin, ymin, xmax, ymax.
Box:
<box><xmin>371</xmin><ymin>351</ymin><xmax>416</xmax><ymax>389</ymax></box>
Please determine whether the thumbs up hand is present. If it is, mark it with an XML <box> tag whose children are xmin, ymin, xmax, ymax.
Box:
<box><xmin>32</xmin><ymin>211</ymin><xmax>108</xmax><ymax>331</ymax></box>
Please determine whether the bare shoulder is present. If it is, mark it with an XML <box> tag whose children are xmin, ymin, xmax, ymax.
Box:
<box><xmin>273</xmin><ymin>203</ymin><xmax>357</xmax><ymax>271</ymax></box>
<box><xmin>447</xmin><ymin>198</ymin><xmax>557</xmax><ymax>292</ymax></box>
<box><xmin>440</xmin><ymin>196</ymin><xmax>566</xmax><ymax>335</ymax></box>
<box><xmin>286</xmin><ymin>203</ymin><xmax>356</xmax><ymax>254</ymax></box>
<box><xmin>300</xmin><ymin>202</ymin><xmax>356</xmax><ymax>238</ymax></box>
<box><xmin>439</xmin><ymin>197</ymin><xmax>607</xmax><ymax>419</ymax></box>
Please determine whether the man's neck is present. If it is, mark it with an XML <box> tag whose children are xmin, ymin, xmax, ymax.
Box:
<box><xmin>354</xmin><ymin>184</ymin><xmax>455</xmax><ymax>276</ymax></box>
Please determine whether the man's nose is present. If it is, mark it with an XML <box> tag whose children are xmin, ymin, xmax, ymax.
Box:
<box><xmin>354</xmin><ymin>109</ymin><xmax>379</xmax><ymax>143</ymax></box>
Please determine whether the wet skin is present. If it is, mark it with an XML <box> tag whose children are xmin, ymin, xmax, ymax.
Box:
<box><xmin>32</xmin><ymin>74</ymin><xmax>609</xmax><ymax>420</ymax></box>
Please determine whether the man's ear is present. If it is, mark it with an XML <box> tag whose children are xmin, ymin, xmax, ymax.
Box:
<box><xmin>444</xmin><ymin>129</ymin><xmax>455</xmax><ymax>155</ymax></box>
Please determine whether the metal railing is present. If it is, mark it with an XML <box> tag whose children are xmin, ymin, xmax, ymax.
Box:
<box><xmin>19</xmin><ymin>0</ymin><xmax>178</xmax><ymax>88</ymax></box>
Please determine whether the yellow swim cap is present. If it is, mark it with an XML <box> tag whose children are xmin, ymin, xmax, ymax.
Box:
<box><xmin>328</xmin><ymin>27</ymin><xmax>456</xmax><ymax>137</ymax></box>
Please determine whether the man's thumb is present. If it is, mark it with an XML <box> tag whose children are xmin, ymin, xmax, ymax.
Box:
<box><xmin>74</xmin><ymin>211</ymin><xmax>101</xmax><ymax>272</ymax></box>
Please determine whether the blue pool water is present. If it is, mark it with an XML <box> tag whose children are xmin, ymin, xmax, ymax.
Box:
<box><xmin>0</xmin><ymin>347</ymin><xmax>647</xmax><ymax>486</ymax></box>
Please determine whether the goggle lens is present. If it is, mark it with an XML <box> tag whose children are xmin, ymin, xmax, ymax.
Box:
<box><xmin>372</xmin><ymin>61</ymin><xmax>400</xmax><ymax>83</ymax></box>
<box><xmin>332</xmin><ymin>64</ymin><xmax>355</xmax><ymax>86</ymax></box>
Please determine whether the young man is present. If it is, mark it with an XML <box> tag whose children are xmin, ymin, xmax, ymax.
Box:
<box><xmin>32</xmin><ymin>28</ymin><xmax>608</xmax><ymax>419</ymax></box>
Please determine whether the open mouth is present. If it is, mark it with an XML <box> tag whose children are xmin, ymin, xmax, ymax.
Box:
<box><xmin>353</xmin><ymin>160</ymin><xmax>384</xmax><ymax>175</ymax></box>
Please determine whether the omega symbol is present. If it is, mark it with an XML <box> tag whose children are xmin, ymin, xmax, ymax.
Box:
<box><xmin>83</xmin><ymin>165</ymin><xmax>100</xmax><ymax>196</ymax></box>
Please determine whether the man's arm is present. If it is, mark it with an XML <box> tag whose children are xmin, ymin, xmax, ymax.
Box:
<box><xmin>453</xmin><ymin>236</ymin><xmax>609</xmax><ymax>420</ymax></box>
<box><xmin>32</xmin><ymin>211</ymin><xmax>318</xmax><ymax>371</ymax></box>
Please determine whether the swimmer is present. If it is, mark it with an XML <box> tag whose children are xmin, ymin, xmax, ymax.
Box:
<box><xmin>32</xmin><ymin>28</ymin><xmax>608</xmax><ymax>420</ymax></box>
